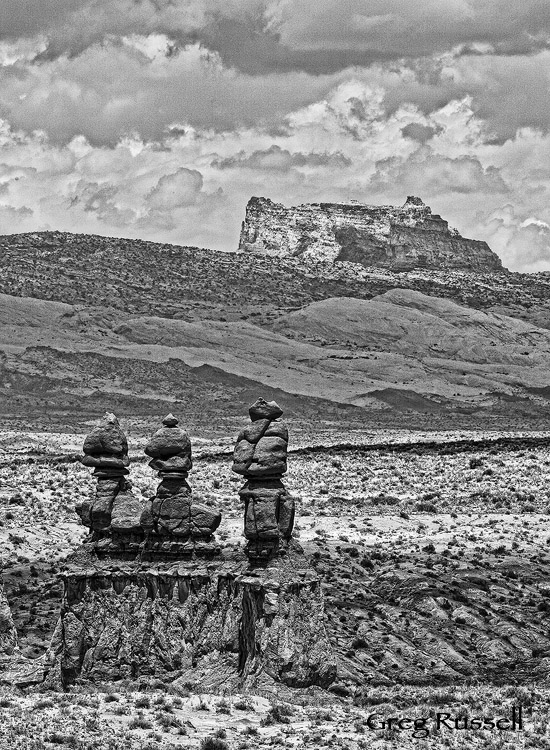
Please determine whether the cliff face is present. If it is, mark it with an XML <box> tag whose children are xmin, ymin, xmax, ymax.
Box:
<box><xmin>43</xmin><ymin>551</ymin><xmax>336</xmax><ymax>691</ymax></box>
<box><xmin>239</xmin><ymin>196</ymin><xmax>504</xmax><ymax>272</ymax></box>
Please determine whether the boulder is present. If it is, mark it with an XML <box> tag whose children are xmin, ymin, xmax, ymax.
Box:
<box><xmin>145</xmin><ymin>414</ymin><xmax>192</xmax><ymax>460</ymax></box>
<box><xmin>249</xmin><ymin>398</ymin><xmax>283</xmax><ymax>421</ymax></box>
<box><xmin>82</xmin><ymin>412</ymin><xmax>128</xmax><ymax>457</ymax></box>
<box><xmin>110</xmin><ymin>491</ymin><xmax>146</xmax><ymax>533</ymax></box>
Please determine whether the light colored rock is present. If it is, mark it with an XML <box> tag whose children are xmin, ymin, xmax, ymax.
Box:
<box><xmin>239</xmin><ymin>195</ymin><xmax>503</xmax><ymax>271</ymax></box>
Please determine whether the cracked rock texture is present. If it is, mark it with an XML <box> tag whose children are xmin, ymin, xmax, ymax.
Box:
<box><xmin>239</xmin><ymin>195</ymin><xmax>503</xmax><ymax>271</ymax></box>
<box><xmin>42</xmin><ymin>547</ymin><xmax>336</xmax><ymax>691</ymax></box>
<box><xmin>0</xmin><ymin>578</ymin><xmax>17</xmax><ymax>657</ymax></box>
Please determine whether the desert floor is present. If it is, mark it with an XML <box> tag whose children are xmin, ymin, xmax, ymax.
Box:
<box><xmin>2</xmin><ymin>424</ymin><xmax>550</xmax><ymax>748</ymax></box>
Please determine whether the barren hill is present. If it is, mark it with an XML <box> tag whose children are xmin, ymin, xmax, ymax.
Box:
<box><xmin>2</xmin><ymin>228</ymin><xmax>550</xmax><ymax>427</ymax></box>
<box><xmin>2</xmin><ymin>285</ymin><xmax>550</xmax><ymax>428</ymax></box>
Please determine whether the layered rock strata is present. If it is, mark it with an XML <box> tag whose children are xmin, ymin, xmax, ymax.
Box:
<box><xmin>42</xmin><ymin>550</ymin><xmax>336</xmax><ymax>691</ymax></box>
<box><xmin>233</xmin><ymin>398</ymin><xmax>295</xmax><ymax>562</ymax></box>
<box><xmin>239</xmin><ymin>195</ymin><xmax>504</xmax><ymax>271</ymax></box>
<box><xmin>140</xmin><ymin>414</ymin><xmax>221</xmax><ymax>557</ymax></box>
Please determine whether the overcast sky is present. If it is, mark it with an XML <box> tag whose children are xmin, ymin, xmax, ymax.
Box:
<box><xmin>1</xmin><ymin>1</ymin><xmax>550</xmax><ymax>270</ymax></box>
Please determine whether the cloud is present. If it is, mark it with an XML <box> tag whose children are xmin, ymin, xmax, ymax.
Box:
<box><xmin>370</xmin><ymin>147</ymin><xmax>510</xmax><ymax>196</ymax></box>
<box><xmin>0</xmin><ymin>41</ymin><xmax>343</xmax><ymax>146</ymax></box>
<box><xmin>147</xmin><ymin>168</ymin><xmax>203</xmax><ymax>209</ymax></box>
<box><xmin>401</xmin><ymin>123</ymin><xmax>442</xmax><ymax>143</ymax></box>
<box><xmin>213</xmin><ymin>144</ymin><xmax>351</xmax><ymax>170</ymax></box>
<box><xmin>2</xmin><ymin>0</ymin><xmax>550</xmax><ymax>73</ymax></box>
<box><xmin>484</xmin><ymin>204</ymin><xmax>550</xmax><ymax>271</ymax></box>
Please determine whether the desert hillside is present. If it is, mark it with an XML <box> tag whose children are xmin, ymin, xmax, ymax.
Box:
<box><xmin>2</xmin><ymin>279</ymin><xmax>550</xmax><ymax>427</ymax></box>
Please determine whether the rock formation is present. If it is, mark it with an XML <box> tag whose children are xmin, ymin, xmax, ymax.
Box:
<box><xmin>76</xmin><ymin>412</ymin><xmax>146</xmax><ymax>556</ymax></box>
<box><xmin>0</xmin><ymin>578</ymin><xmax>17</xmax><ymax>658</ymax></box>
<box><xmin>44</xmin><ymin>408</ymin><xmax>334</xmax><ymax>692</ymax></box>
<box><xmin>239</xmin><ymin>195</ymin><xmax>504</xmax><ymax>272</ymax></box>
<box><xmin>140</xmin><ymin>414</ymin><xmax>221</xmax><ymax>557</ymax></box>
<box><xmin>43</xmin><ymin>550</ymin><xmax>336</xmax><ymax>691</ymax></box>
<box><xmin>77</xmin><ymin>412</ymin><xmax>221</xmax><ymax>559</ymax></box>
<box><xmin>232</xmin><ymin>398</ymin><xmax>295</xmax><ymax>561</ymax></box>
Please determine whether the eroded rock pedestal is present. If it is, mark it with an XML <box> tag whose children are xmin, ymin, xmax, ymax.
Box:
<box><xmin>43</xmin><ymin>546</ymin><xmax>336</xmax><ymax>691</ymax></box>
<box><xmin>139</xmin><ymin>414</ymin><xmax>221</xmax><ymax>558</ymax></box>
<box><xmin>77</xmin><ymin>412</ymin><xmax>221</xmax><ymax>559</ymax></box>
<box><xmin>233</xmin><ymin>399</ymin><xmax>295</xmax><ymax>562</ymax></box>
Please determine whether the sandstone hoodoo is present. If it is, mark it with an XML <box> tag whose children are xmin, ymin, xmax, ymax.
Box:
<box><xmin>44</xmin><ymin>408</ymin><xmax>335</xmax><ymax>691</ymax></box>
<box><xmin>78</xmin><ymin>412</ymin><xmax>221</xmax><ymax>558</ymax></box>
<box><xmin>141</xmin><ymin>414</ymin><xmax>221</xmax><ymax>557</ymax></box>
<box><xmin>77</xmin><ymin>411</ymin><xmax>145</xmax><ymax>554</ymax></box>
<box><xmin>232</xmin><ymin>398</ymin><xmax>295</xmax><ymax>562</ymax></box>
<box><xmin>239</xmin><ymin>195</ymin><xmax>504</xmax><ymax>272</ymax></box>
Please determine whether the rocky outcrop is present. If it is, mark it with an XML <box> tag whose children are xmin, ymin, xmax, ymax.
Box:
<box><xmin>42</xmin><ymin>549</ymin><xmax>336</xmax><ymax>691</ymax></box>
<box><xmin>233</xmin><ymin>399</ymin><xmax>295</xmax><ymax>562</ymax></box>
<box><xmin>0</xmin><ymin>579</ymin><xmax>17</xmax><ymax>658</ymax></box>
<box><xmin>239</xmin><ymin>195</ymin><xmax>504</xmax><ymax>272</ymax></box>
<box><xmin>43</xmin><ymin>410</ymin><xmax>334</xmax><ymax>691</ymax></box>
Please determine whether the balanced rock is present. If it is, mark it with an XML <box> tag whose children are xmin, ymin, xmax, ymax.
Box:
<box><xmin>78</xmin><ymin>413</ymin><xmax>146</xmax><ymax>547</ymax></box>
<box><xmin>232</xmin><ymin>398</ymin><xmax>295</xmax><ymax>561</ymax></box>
<box><xmin>82</xmin><ymin>412</ymin><xmax>128</xmax><ymax>461</ymax></box>
<box><xmin>145</xmin><ymin>413</ymin><xmax>192</xmax><ymax>472</ymax></box>
<box><xmin>141</xmin><ymin>415</ymin><xmax>221</xmax><ymax>549</ymax></box>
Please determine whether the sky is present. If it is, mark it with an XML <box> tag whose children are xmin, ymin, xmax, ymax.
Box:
<box><xmin>1</xmin><ymin>1</ymin><xmax>550</xmax><ymax>271</ymax></box>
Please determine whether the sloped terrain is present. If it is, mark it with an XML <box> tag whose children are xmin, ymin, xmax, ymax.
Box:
<box><xmin>3</xmin><ymin>285</ymin><xmax>550</xmax><ymax>428</ymax></box>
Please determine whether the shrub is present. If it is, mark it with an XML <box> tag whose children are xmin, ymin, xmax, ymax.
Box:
<box><xmin>416</xmin><ymin>501</ymin><xmax>437</xmax><ymax>513</ymax></box>
<box><xmin>200</xmin><ymin>738</ymin><xmax>229</xmax><ymax>750</ymax></box>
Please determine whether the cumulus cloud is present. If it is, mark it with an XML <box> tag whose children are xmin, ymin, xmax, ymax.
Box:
<box><xmin>0</xmin><ymin>41</ymin><xmax>344</xmax><ymax>145</ymax></box>
<box><xmin>147</xmin><ymin>168</ymin><xmax>203</xmax><ymax>209</ymax></box>
<box><xmin>371</xmin><ymin>147</ymin><xmax>509</xmax><ymax>196</ymax></box>
<box><xmin>213</xmin><ymin>144</ymin><xmax>351</xmax><ymax>170</ymax></box>
<box><xmin>2</xmin><ymin>0</ymin><xmax>550</xmax><ymax>72</ymax></box>
<box><xmin>1</xmin><ymin>4</ymin><xmax>550</xmax><ymax>271</ymax></box>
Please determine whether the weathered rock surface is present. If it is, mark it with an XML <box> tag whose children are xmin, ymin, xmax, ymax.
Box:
<box><xmin>239</xmin><ymin>195</ymin><xmax>504</xmax><ymax>272</ymax></box>
<box><xmin>77</xmin><ymin>413</ymin><xmax>146</xmax><ymax>544</ymax></box>
<box><xmin>233</xmin><ymin>399</ymin><xmax>295</xmax><ymax>560</ymax></box>
<box><xmin>0</xmin><ymin>578</ymin><xmax>43</xmax><ymax>688</ymax></box>
<box><xmin>0</xmin><ymin>578</ymin><xmax>17</xmax><ymax>658</ymax></box>
<box><xmin>141</xmin><ymin>415</ymin><xmax>221</xmax><ymax>552</ymax></box>
<box><xmin>42</xmin><ymin>548</ymin><xmax>336</xmax><ymax>691</ymax></box>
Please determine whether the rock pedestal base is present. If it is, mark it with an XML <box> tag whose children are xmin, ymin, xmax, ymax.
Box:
<box><xmin>43</xmin><ymin>548</ymin><xmax>336</xmax><ymax>691</ymax></box>
<box><xmin>86</xmin><ymin>533</ymin><xmax>221</xmax><ymax>561</ymax></box>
